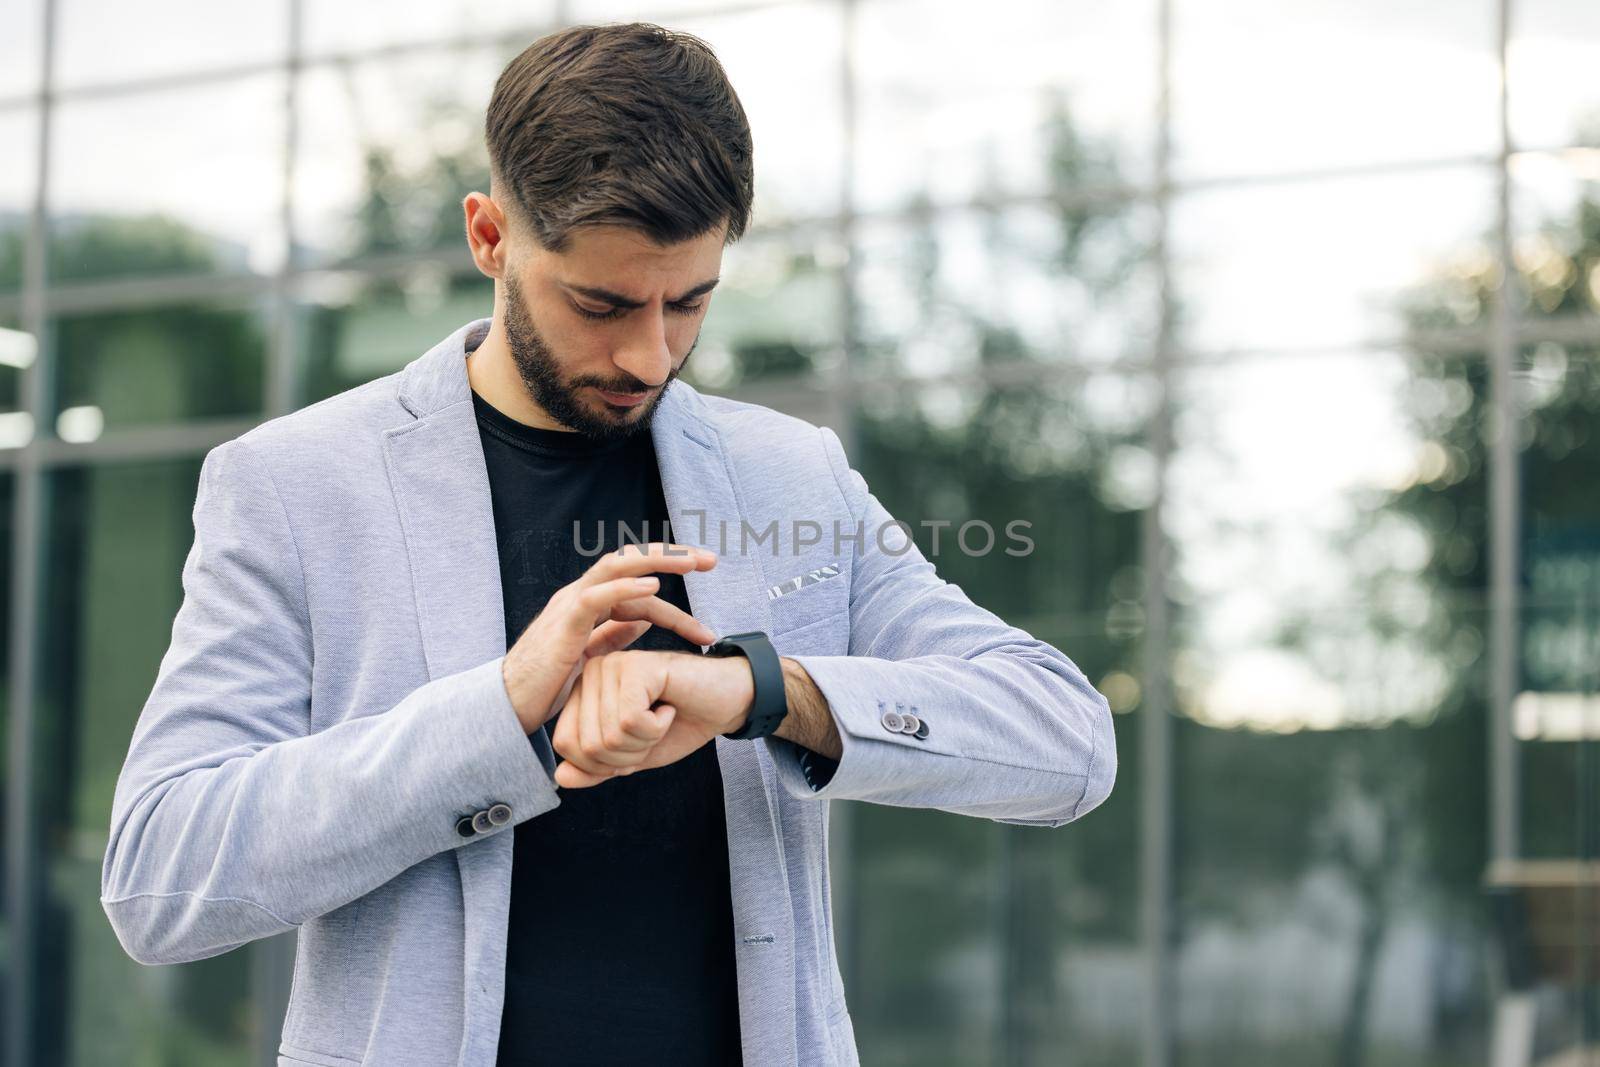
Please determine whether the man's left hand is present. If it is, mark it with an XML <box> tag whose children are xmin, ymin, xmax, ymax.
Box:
<box><xmin>549</xmin><ymin>650</ymin><xmax>754</xmax><ymax>789</ymax></box>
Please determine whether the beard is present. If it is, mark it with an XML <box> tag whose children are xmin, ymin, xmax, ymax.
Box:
<box><xmin>501</xmin><ymin>268</ymin><xmax>693</xmax><ymax>442</ymax></box>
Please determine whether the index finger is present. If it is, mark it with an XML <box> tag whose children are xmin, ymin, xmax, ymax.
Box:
<box><xmin>585</xmin><ymin>542</ymin><xmax>717</xmax><ymax>585</ymax></box>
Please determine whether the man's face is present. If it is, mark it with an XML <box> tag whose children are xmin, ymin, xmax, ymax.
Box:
<box><xmin>500</xmin><ymin>221</ymin><xmax>725</xmax><ymax>441</ymax></box>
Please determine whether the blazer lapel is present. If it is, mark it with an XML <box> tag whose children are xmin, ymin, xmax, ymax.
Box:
<box><xmin>652</xmin><ymin>386</ymin><xmax>800</xmax><ymax>1064</ymax></box>
<box><xmin>382</xmin><ymin>319</ymin><xmax>531</xmax><ymax>1059</ymax></box>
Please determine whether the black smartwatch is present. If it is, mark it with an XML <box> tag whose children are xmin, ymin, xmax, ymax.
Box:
<box><xmin>708</xmin><ymin>631</ymin><xmax>789</xmax><ymax>740</ymax></box>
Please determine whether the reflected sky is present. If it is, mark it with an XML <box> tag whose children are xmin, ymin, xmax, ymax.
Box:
<box><xmin>49</xmin><ymin>75</ymin><xmax>288</xmax><ymax>278</ymax></box>
<box><xmin>854</xmin><ymin>0</ymin><xmax>1158</xmax><ymax>211</ymax></box>
<box><xmin>1170</xmin><ymin>168</ymin><xmax>1497</xmax><ymax>353</ymax></box>
<box><xmin>1171</xmin><ymin>0</ymin><xmax>1500</xmax><ymax>178</ymax></box>
<box><xmin>303</xmin><ymin>0</ymin><xmax>557</xmax><ymax>56</ymax></box>
<box><xmin>53</xmin><ymin>0</ymin><xmax>286</xmax><ymax>88</ymax></box>
<box><xmin>1166</xmin><ymin>352</ymin><xmax>1448</xmax><ymax>732</ymax></box>
<box><xmin>1510</xmin><ymin>0</ymin><xmax>1600</xmax><ymax>148</ymax></box>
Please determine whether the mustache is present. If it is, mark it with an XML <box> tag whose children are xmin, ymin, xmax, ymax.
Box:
<box><xmin>570</xmin><ymin>375</ymin><xmax>656</xmax><ymax>394</ymax></box>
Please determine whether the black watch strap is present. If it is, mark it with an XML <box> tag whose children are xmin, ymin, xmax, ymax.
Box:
<box><xmin>708</xmin><ymin>631</ymin><xmax>789</xmax><ymax>740</ymax></box>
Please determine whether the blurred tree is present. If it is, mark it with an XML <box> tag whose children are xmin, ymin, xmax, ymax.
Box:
<box><xmin>23</xmin><ymin>215</ymin><xmax>261</xmax><ymax>1063</ymax></box>
<box><xmin>1259</xmin><ymin>157</ymin><xmax>1600</xmax><ymax>1067</ymax></box>
<box><xmin>846</xmin><ymin>95</ymin><xmax>1149</xmax><ymax>1067</ymax></box>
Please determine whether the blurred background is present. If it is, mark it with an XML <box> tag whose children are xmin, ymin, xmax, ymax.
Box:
<box><xmin>1</xmin><ymin>0</ymin><xmax>1598</xmax><ymax>1064</ymax></box>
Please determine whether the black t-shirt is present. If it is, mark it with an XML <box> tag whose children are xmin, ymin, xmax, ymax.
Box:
<box><xmin>472</xmin><ymin>386</ymin><xmax>742</xmax><ymax>1066</ymax></box>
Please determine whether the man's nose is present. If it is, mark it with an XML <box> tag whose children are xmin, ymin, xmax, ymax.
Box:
<box><xmin>611</xmin><ymin>309</ymin><xmax>673</xmax><ymax>388</ymax></box>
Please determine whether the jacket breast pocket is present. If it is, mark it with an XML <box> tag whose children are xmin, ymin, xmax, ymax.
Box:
<box><xmin>766</xmin><ymin>558</ymin><xmax>847</xmax><ymax>636</ymax></box>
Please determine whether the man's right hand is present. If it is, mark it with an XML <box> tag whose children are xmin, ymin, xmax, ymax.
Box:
<box><xmin>501</xmin><ymin>542</ymin><xmax>718</xmax><ymax>734</ymax></box>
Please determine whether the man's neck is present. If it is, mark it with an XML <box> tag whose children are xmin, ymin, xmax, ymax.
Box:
<box><xmin>464</xmin><ymin>318</ymin><xmax>572</xmax><ymax>432</ymax></box>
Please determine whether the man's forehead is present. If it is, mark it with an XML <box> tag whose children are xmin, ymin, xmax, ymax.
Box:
<box><xmin>547</xmin><ymin>224</ymin><xmax>727</xmax><ymax>303</ymax></box>
<box><xmin>558</xmin><ymin>221</ymin><xmax>728</xmax><ymax>262</ymax></box>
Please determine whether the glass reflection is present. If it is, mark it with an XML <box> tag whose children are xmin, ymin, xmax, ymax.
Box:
<box><xmin>1518</xmin><ymin>335</ymin><xmax>1600</xmax><ymax>871</ymax></box>
<box><xmin>0</xmin><ymin>310</ymin><xmax>25</xmax><ymax>417</ymax></box>
<box><xmin>1510</xmin><ymin>150</ymin><xmax>1600</xmax><ymax>322</ymax></box>
<box><xmin>853</xmin><ymin>0</ymin><xmax>1156</xmax><ymax>213</ymax></box>
<box><xmin>55</xmin><ymin>0</ymin><xmax>285</xmax><ymax>89</ymax></box>
<box><xmin>50</xmin><ymin>77</ymin><xmax>287</xmax><ymax>282</ymax></box>
<box><xmin>294</xmin><ymin>49</ymin><xmax>501</xmax><ymax>268</ymax></box>
<box><xmin>0</xmin><ymin>109</ymin><xmax>37</xmax><ymax>293</ymax></box>
<box><xmin>1169</xmin><ymin>343</ymin><xmax>1495</xmax><ymax>1062</ymax></box>
<box><xmin>303</xmin><ymin>0</ymin><xmax>555</xmax><ymax>57</ymax></box>
<box><xmin>846</xmin><ymin>376</ymin><xmax>1147</xmax><ymax>1064</ymax></box>
<box><xmin>297</xmin><ymin>269</ymin><xmax>490</xmax><ymax>402</ymax></box>
<box><xmin>682</xmin><ymin>228</ymin><xmax>843</xmax><ymax>389</ymax></box>
<box><xmin>0</xmin><ymin>0</ymin><xmax>45</xmax><ymax>98</ymax></box>
<box><xmin>1509</xmin><ymin>0</ymin><xmax>1600</xmax><ymax>151</ymax></box>
<box><xmin>1171</xmin><ymin>169</ymin><xmax>1496</xmax><ymax>354</ymax></box>
<box><xmin>52</xmin><ymin>302</ymin><xmax>268</xmax><ymax>431</ymax></box>
<box><xmin>0</xmin><ymin>472</ymin><xmax>11</xmax><ymax>1051</ymax></box>
<box><xmin>855</xmin><ymin>202</ymin><xmax>1157</xmax><ymax>377</ymax></box>
<box><xmin>38</xmin><ymin>460</ymin><xmax>256</xmax><ymax>1064</ymax></box>
<box><xmin>1171</xmin><ymin>0</ymin><xmax>1497</xmax><ymax>179</ymax></box>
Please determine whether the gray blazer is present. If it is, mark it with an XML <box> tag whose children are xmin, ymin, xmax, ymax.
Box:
<box><xmin>101</xmin><ymin>317</ymin><xmax>1116</xmax><ymax>1066</ymax></box>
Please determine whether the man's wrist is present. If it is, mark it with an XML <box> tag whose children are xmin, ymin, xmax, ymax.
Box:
<box><xmin>772</xmin><ymin>657</ymin><xmax>843</xmax><ymax>760</ymax></box>
<box><xmin>502</xmin><ymin>652</ymin><xmax>575</xmax><ymax>734</ymax></box>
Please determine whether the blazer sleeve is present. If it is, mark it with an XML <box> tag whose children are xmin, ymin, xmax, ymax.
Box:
<box><xmin>100</xmin><ymin>438</ymin><xmax>561</xmax><ymax>966</ymax></box>
<box><xmin>765</xmin><ymin>426</ymin><xmax>1117</xmax><ymax>828</ymax></box>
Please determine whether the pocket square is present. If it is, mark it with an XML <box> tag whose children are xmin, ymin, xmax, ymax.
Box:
<box><xmin>767</xmin><ymin>563</ymin><xmax>841</xmax><ymax>601</ymax></box>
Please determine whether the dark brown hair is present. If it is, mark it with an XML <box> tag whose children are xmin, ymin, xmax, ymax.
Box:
<box><xmin>485</xmin><ymin>22</ymin><xmax>754</xmax><ymax>252</ymax></box>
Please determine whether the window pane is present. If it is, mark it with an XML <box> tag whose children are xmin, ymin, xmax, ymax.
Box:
<box><xmin>52</xmin><ymin>301</ymin><xmax>269</xmax><ymax>431</ymax></box>
<box><xmin>304</xmin><ymin>0</ymin><xmax>555</xmax><ymax>56</ymax></box>
<box><xmin>1170</xmin><ymin>351</ymin><xmax>1494</xmax><ymax>1062</ymax></box>
<box><xmin>855</xmin><ymin>202</ymin><xmax>1159</xmax><ymax>377</ymax></box>
<box><xmin>297</xmin><ymin>269</ymin><xmax>489</xmax><ymax>403</ymax></box>
<box><xmin>50</xmin><ymin>77</ymin><xmax>287</xmax><ymax>282</ymax></box>
<box><xmin>1171</xmin><ymin>169</ymin><xmax>1495</xmax><ymax>354</ymax></box>
<box><xmin>0</xmin><ymin>311</ymin><xmax>27</xmax><ymax>419</ymax></box>
<box><xmin>0</xmin><ymin>1</ymin><xmax>43</xmax><ymax>98</ymax></box>
<box><xmin>37</xmin><ymin>460</ymin><xmax>256</xmax><ymax>1064</ymax></box>
<box><xmin>294</xmin><ymin>50</ymin><xmax>500</xmax><ymax>268</ymax></box>
<box><xmin>855</xmin><ymin>0</ymin><xmax>1156</xmax><ymax>213</ymax></box>
<box><xmin>570</xmin><ymin>0</ymin><xmax>743</xmax><ymax>17</ymax></box>
<box><xmin>683</xmin><ymin>228</ymin><xmax>843</xmax><ymax>389</ymax></box>
<box><xmin>55</xmin><ymin>0</ymin><xmax>286</xmax><ymax>88</ymax></box>
<box><xmin>1518</xmin><ymin>335</ymin><xmax>1600</xmax><ymax>863</ymax></box>
<box><xmin>0</xmin><ymin>108</ymin><xmax>38</xmax><ymax>293</ymax></box>
<box><xmin>1511</xmin><ymin>150</ymin><xmax>1600</xmax><ymax>327</ymax></box>
<box><xmin>1172</xmin><ymin>0</ymin><xmax>1498</xmax><ymax>179</ymax></box>
<box><xmin>0</xmin><ymin>472</ymin><xmax>12</xmax><ymax>1047</ymax></box>
<box><xmin>845</xmin><ymin>374</ymin><xmax>1148</xmax><ymax>1063</ymax></box>
<box><xmin>1513</xmin><ymin>156</ymin><xmax>1600</xmax><ymax>883</ymax></box>
<box><xmin>1509</xmin><ymin>0</ymin><xmax>1600</xmax><ymax>150</ymax></box>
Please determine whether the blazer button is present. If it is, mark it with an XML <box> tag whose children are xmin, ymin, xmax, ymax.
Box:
<box><xmin>914</xmin><ymin>718</ymin><xmax>929</xmax><ymax>740</ymax></box>
<box><xmin>455</xmin><ymin>816</ymin><xmax>477</xmax><ymax>838</ymax></box>
<box><xmin>881</xmin><ymin>709</ymin><xmax>904</xmax><ymax>733</ymax></box>
<box><xmin>471</xmin><ymin>810</ymin><xmax>494</xmax><ymax>834</ymax></box>
<box><xmin>487</xmin><ymin>803</ymin><xmax>512</xmax><ymax>826</ymax></box>
<box><xmin>899</xmin><ymin>713</ymin><xmax>921</xmax><ymax>736</ymax></box>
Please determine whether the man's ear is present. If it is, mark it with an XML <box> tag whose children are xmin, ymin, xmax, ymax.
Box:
<box><xmin>464</xmin><ymin>191</ymin><xmax>508</xmax><ymax>280</ymax></box>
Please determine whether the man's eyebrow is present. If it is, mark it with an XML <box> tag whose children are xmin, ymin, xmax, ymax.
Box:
<box><xmin>561</xmin><ymin>277</ymin><xmax>721</xmax><ymax>309</ymax></box>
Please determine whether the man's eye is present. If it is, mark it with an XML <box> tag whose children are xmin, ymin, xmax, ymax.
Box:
<box><xmin>574</xmin><ymin>304</ymin><xmax>623</xmax><ymax>322</ymax></box>
<box><xmin>669</xmin><ymin>301</ymin><xmax>705</xmax><ymax>316</ymax></box>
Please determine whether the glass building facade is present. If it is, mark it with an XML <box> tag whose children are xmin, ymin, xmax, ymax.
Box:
<box><xmin>1</xmin><ymin>0</ymin><xmax>1598</xmax><ymax>1063</ymax></box>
